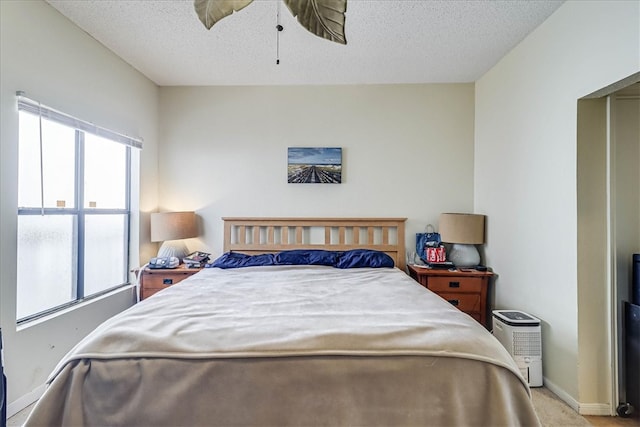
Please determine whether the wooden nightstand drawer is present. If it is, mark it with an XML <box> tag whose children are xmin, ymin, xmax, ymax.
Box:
<box><xmin>437</xmin><ymin>292</ymin><xmax>481</xmax><ymax>312</ymax></box>
<box><xmin>143</xmin><ymin>272</ymin><xmax>192</xmax><ymax>289</ymax></box>
<box><xmin>407</xmin><ymin>265</ymin><xmax>494</xmax><ymax>329</ymax></box>
<box><xmin>427</xmin><ymin>277</ymin><xmax>483</xmax><ymax>293</ymax></box>
<box><xmin>139</xmin><ymin>266</ymin><xmax>202</xmax><ymax>301</ymax></box>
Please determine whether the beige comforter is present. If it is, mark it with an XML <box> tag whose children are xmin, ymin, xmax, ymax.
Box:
<box><xmin>26</xmin><ymin>266</ymin><xmax>541</xmax><ymax>426</ymax></box>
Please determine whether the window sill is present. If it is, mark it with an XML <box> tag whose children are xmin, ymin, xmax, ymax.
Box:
<box><xmin>16</xmin><ymin>283</ymin><xmax>136</xmax><ymax>331</ymax></box>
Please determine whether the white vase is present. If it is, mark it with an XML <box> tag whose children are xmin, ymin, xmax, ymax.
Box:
<box><xmin>157</xmin><ymin>240</ymin><xmax>189</xmax><ymax>261</ymax></box>
<box><xmin>448</xmin><ymin>243</ymin><xmax>480</xmax><ymax>267</ymax></box>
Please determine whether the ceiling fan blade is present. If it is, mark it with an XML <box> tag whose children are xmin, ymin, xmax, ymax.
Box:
<box><xmin>194</xmin><ymin>0</ymin><xmax>254</xmax><ymax>30</ymax></box>
<box><xmin>283</xmin><ymin>0</ymin><xmax>347</xmax><ymax>45</ymax></box>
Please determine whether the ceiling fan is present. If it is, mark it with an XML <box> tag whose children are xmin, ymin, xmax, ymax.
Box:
<box><xmin>194</xmin><ymin>0</ymin><xmax>348</xmax><ymax>45</ymax></box>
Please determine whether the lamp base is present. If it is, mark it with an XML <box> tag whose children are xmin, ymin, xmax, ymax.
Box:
<box><xmin>448</xmin><ymin>243</ymin><xmax>480</xmax><ymax>268</ymax></box>
<box><xmin>157</xmin><ymin>241</ymin><xmax>189</xmax><ymax>261</ymax></box>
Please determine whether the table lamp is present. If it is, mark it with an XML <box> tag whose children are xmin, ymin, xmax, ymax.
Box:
<box><xmin>439</xmin><ymin>213</ymin><xmax>485</xmax><ymax>267</ymax></box>
<box><xmin>150</xmin><ymin>211</ymin><xmax>198</xmax><ymax>260</ymax></box>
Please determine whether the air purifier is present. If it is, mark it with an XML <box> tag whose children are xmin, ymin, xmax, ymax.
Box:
<box><xmin>492</xmin><ymin>310</ymin><xmax>543</xmax><ymax>387</ymax></box>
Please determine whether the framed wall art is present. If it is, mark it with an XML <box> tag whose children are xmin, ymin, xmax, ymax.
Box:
<box><xmin>287</xmin><ymin>147</ymin><xmax>342</xmax><ymax>184</ymax></box>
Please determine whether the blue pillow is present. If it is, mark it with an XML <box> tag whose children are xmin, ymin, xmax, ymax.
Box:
<box><xmin>336</xmin><ymin>249</ymin><xmax>394</xmax><ymax>269</ymax></box>
<box><xmin>275</xmin><ymin>250</ymin><xmax>339</xmax><ymax>266</ymax></box>
<box><xmin>208</xmin><ymin>252</ymin><xmax>276</xmax><ymax>269</ymax></box>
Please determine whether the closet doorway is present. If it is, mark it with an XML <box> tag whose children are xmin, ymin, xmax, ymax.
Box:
<box><xmin>577</xmin><ymin>75</ymin><xmax>639</xmax><ymax>416</ymax></box>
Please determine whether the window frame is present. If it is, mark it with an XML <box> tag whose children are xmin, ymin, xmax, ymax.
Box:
<box><xmin>16</xmin><ymin>95</ymin><xmax>139</xmax><ymax>324</ymax></box>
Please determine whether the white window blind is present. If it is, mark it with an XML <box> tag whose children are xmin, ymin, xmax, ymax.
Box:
<box><xmin>16</xmin><ymin>91</ymin><xmax>143</xmax><ymax>149</ymax></box>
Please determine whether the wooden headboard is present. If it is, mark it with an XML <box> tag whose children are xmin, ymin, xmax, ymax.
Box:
<box><xmin>223</xmin><ymin>217</ymin><xmax>407</xmax><ymax>271</ymax></box>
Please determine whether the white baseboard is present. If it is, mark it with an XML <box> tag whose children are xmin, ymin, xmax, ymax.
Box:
<box><xmin>543</xmin><ymin>376</ymin><xmax>613</xmax><ymax>416</ymax></box>
<box><xmin>543</xmin><ymin>377</ymin><xmax>580</xmax><ymax>412</ymax></box>
<box><xmin>7</xmin><ymin>383</ymin><xmax>45</xmax><ymax>419</ymax></box>
<box><xmin>578</xmin><ymin>403</ymin><xmax>613</xmax><ymax>416</ymax></box>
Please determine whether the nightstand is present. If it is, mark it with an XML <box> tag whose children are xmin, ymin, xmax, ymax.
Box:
<box><xmin>139</xmin><ymin>264</ymin><xmax>202</xmax><ymax>301</ymax></box>
<box><xmin>407</xmin><ymin>265</ymin><xmax>494</xmax><ymax>329</ymax></box>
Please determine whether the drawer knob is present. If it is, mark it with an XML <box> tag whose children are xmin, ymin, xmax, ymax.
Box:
<box><xmin>163</xmin><ymin>278</ymin><xmax>173</xmax><ymax>285</ymax></box>
<box><xmin>448</xmin><ymin>299</ymin><xmax>460</xmax><ymax>306</ymax></box>
<box><xmin>449</xmin><ymin>281</ymin><xmax>460</xmax><ymax>288</ymax></box>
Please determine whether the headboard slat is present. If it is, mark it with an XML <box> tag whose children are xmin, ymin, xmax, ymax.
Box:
<box><xmin>239</xmin><ymin>226</ymin><xmax>246</xmax><ymax>244</ymax></box>
<box><xmin>339</xmin><ymin>227</ymin><xmax>346</xmax><ymax>245</ymax></box>
<box><xmin>253</xmin><ymin>226</ymin><xmax>260</xmax><ymax>245</ymax></box>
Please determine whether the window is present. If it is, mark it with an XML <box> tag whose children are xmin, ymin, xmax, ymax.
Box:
<box><xmin>16</xmin><ymin>95</ymin><xmax>141</xmax><ymax>322</ymax></box>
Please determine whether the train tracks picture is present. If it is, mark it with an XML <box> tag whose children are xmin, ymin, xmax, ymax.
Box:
<box><xmin>287</xmin><ymin>147</ymin><xmax>342</xmax><ymax>184</ymax></box>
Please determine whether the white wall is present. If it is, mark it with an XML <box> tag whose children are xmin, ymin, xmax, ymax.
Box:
<box><xmin>475</xmin><ymin>0</ymin><xmax>639</xmax><ymax>412</ymax></box>
<box><xmin>0</xmin><ymin>0</ymin><xmax>159</xmax><ymax>412</ymax></box>
<box><xmin>158</xmin><ymin>84</ymin><xmax>476</xmax><ymax>257</ymax></box>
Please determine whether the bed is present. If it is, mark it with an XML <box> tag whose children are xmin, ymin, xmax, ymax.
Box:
<box><xmin>25</xmin><ymin>217</ymin><xmax>540</xmax><ymax>426</ymax></box>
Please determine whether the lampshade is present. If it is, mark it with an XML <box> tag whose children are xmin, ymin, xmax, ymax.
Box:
<box><xmin>151</xmin><ymin>211</ymin><xmax>197</xmax><ymax>242</ymax></box>
<box><xmin>439</xmin><ymin>213</ymin><xmax>485</xmax><ymax>244</ymax></box>
<box><xmin>150</xmin><ymin>211</ymin><xmax>198</xmax><ymax>261</ymax></box>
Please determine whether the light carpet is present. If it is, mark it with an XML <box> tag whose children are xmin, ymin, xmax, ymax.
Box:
<box><xmin>531</xmin><ymin>387</ymin><xmax>591</xmax><ymax>426</ymax></box>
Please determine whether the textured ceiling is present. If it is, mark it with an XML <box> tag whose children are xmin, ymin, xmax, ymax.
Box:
<box><xmin>46</xmin><ymin>0</ymin><xmax>564</xmax><ymax>86</ymax></box>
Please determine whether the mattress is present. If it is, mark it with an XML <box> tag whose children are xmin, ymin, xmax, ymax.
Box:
<box><xmin>25</xmin><ymin>265</ymin><xmax>541</xmax><ymax>426</ymax></box>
